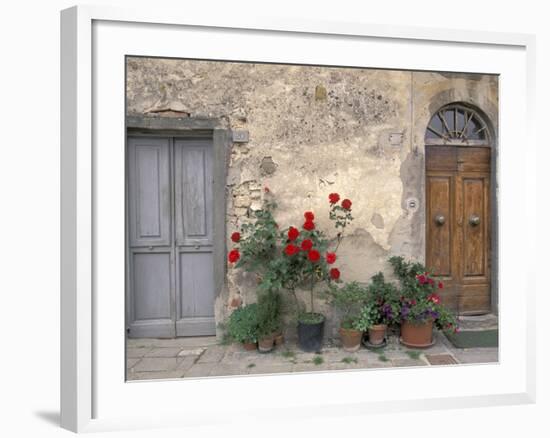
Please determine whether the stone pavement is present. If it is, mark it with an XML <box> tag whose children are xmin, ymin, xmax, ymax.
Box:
<box><xmin>127</xmin><ymin>315</ymin><xmax>498</xmax><ymax>381</ymax></box>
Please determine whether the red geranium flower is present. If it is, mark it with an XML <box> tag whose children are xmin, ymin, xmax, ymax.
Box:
<box><xmin>428</xmin><ymin>293</ymin><xmax>441</xmax><ymax>305</ymax></box>
<box><xmin>228</xmin><ymin>249</ymin><xmax>240</xmax><ymax>263</ymax></box>
<box><xmin>307</xmin><ymin>249</ymin><xmax>321</xmax><ymax>262</ymax></box>
<box><xmin>329</xmin><ymin>193</ymin><xmax>340</xmax><ymax>204</ymax></box>
<box><xmin>330</xmin><ymin>268</ymin><xmax>341</xmax><ymax>280</ymax></box>
<box><xmin>326</xmin><ymin>252</ymin><xmax>336</xmax><ymax>264</ymax></box>
<box><xmin>230</xmin><ymin>232</ymin><xmax>241</xmax><ymax>243</ymax></box>
<box><xmin>416</xmin><ymin>274</ymin><xmax>426</xmax><ymax>285</ymax></box>
<box><xmin>438</xmin><ymin>281</ymin><xmax>444</xmax><ymax>289</ymax></box>
<box><xmin>284</xmin><ymin>243</ymin><xmax>300</xmax><ymax>256</ymax></box>
<box><xmin>341</xmin><ymin>199</ymin><xmax>352</xmax><ymax>210</ymax></box>
<box><xmin>301</xmin><ymin>239</ymin><xmax>313</xmax><ymax>251</ymax></box>
<box><xmin>428</xmin><ymin>277</ymin><xmax>435</xmax><ymax>286</ymax></box>
<box><xmin>288</xmin><ymin>226</ymin><xmax>300</xmax><ymax>241</ymax></box>
<box><xmin>303</xmin><ymin>221</ymin><xmax>315</xmax><ymax>231</ymax></box>
<box><xmin>304</xmin><ymin>211</ymin><xmax>315</xmax><ymax>221</ymax></box>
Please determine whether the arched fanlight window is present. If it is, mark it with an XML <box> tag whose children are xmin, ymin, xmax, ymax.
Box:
<box><xmin>425</xmin><ymin>104</ymin><xmax>489</xmax><ymax>145</ymax></box>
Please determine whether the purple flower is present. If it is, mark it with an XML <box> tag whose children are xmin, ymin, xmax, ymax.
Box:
<box><xmin>401</xmin><ymin>306</ymin><xmax>410</xmax><ymax>317</ymax></box>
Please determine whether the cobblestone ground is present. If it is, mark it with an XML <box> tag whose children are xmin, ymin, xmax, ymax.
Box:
<box><xmin>127</xmin><ymin>315</ymin><xmax>498</xmax><ymax>381</ymax></box>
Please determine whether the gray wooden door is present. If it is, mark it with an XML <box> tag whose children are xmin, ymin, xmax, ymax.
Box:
<box><xmin>127</xmin><ymin>136</ymin><xmax>215</xmax><ymax>338</ymax></box>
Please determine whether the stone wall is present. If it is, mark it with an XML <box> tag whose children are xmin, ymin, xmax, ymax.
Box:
<box><xmin>126</xmin><ymin>58</ymin><xmax>499</xmax><ymax>338</ymax></box>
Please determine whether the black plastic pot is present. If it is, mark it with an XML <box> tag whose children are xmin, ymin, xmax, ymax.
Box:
<box><xmin>297</xmin><ymin>314</ymin><xmax>325</xmax><ymax>352</ymax></box>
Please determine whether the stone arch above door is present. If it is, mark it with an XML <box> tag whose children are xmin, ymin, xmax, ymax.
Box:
<box><xmin>425</xmin><ymin>103</ymin><xmax>492</xmax><ymax>146</ymax></box>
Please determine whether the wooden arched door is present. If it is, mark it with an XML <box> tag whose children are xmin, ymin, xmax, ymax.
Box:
<box><xmin>425</xmin><ymin>104</ymin><xmax>491</xmax><ymax>315</ymax></box>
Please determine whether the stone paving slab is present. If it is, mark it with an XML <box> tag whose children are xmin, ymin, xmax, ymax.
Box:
<box><xmin>126</xmin><ymin>347</ymin><xmax>152</xmax><ymax>358</ymax></box>
<box><xmin>127</xmin><ymin>332</ymin><xmax>498</xmax><ymax>380</ymax></box>
<box><xmin>133</xmin><ymin>357</ymin><xmax>179</xmax><ymax>372</ymax></box>
<box><xmin>391</xmin><ymin>358</ymin><xmax>429</xmax><ymax>367</ymax></box>
<box><xmin>144</xmin><ymin>347</ymin><xmax>184</xmax><ymax>358</ymax></box>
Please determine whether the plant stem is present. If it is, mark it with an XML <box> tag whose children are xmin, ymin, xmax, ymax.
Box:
<box><xmin>310</xmin><ymin>267</ymin><xmax>315</xmax><ymax>314</ymax></box>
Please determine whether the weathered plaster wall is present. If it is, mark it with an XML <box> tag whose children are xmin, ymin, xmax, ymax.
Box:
<box><xmin>126</xmin><ymin>58</ymin><xmax>499</xmax><ymax>337</ymax></box>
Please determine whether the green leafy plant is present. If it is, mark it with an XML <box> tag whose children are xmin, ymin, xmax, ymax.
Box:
<box><xmin>341</xmin><ymin>356</ymin><xmax>358</xmax><ymax>364</ymax></box>
<box><xmin>378</xmin><ymin>353</ymin><xmax>389</xmax><ymax>362</ymax></box>
<box><xmin>313</xmin><ymin>355</ymin><xmax>324</xmax><ymax>365</ymax></box>
<box><xmin>389</xmin><ymin>256</ymin><xmax>458</xmax><ymax>333</ymax></box>
<box><xmin>226</xmin><ymin>303</ymin><xmax>259</xmax><ymax>344</ymax></box>
<box><xmin>281</xmin><ymin>350</ymin><xmax>296</xmax><ymax>359</ymax></box>
<box><xmin>405</xmin><ymin>350</ymin><xmax>421</xmax><ymax>360</ymax></box>
<box><xmin>256</xmin><ymin>289</ymin><xmax>282</xmax><ymax>338</ymax></box>
<box><xmin>353</xmin><ymin>272</ymin><xmax>400</xmax><ymax>331</ymax></box>
<box><xmin>328</xmin><ymin>281</ymin><xmax>368</xmax><ymax>329</ymax></box>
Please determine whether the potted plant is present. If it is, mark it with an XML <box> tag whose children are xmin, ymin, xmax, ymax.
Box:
<box><xmin>226</xmin><ymin>303</ymin><xmax>259</xmax><ymax>351</ymax></box>
<box><xmin>228</xmin><ymin>191</ymin><xmax>354</xmax><ymax>353</ymax></box>
<box><xmin>256</xmin><ymin>289</ymin><xmax>282</xmax><ymax>353</ymax></box>
<box><xmin>389</xmin><ymin>256</ymin><xmax>458</xmax><ymax>348</ymax></box>
<box><xmin>329</xmin><ymin>281</ymin><xmax>368</xmax><ymax>352</ymax></box>
<box><xmin>358</xmin><ymin>272</ymin><xmax>399</xmax><ymax>345</ymax></box>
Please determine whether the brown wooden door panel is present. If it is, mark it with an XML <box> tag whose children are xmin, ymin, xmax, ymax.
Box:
<box><xmin>457</xmin><ymin>147</ymin><xmax>491</xmax><ymax>172</ymax></box>
<box><xmin>426</xmin><ymin>175</ymin><xmax>453</xmax><ymax>277</ymax></box>
<box><xmin>426</xmin><ymin>146</ymin><xmax>491</xmax><ymax>315</ymax></box>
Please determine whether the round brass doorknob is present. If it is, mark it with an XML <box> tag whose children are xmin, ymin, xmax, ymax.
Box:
<box><xmin>435</xmin><ymin>214</ymin><xmax>445</xmax><ymax>225</ymax></box>
<box><xmin>469</xmin><ymin>214</ymin><xmax>480</xmax><ymax>226</ymax></box>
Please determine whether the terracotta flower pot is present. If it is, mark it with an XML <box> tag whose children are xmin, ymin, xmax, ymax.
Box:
<box><xmin>339</xmin><ymin>327</ymin><xmax>363</xmax><ymax>352</ymax></box>
<box><xmin>368</xmin><ymin>324</ymin><xmax>387</xmax><ymax>346</ymax></box>
<box><xmin>242</xmin><ymin>341</ymin><xmax>257</xmax><ymax>351</ymax></box>
<box><xmin>258</xmin><ymin>335</ymin><xmax>274</xmax><ymax>353</ymax></box>
<box><xmin>273</xmin><ymin>332</ymin><xmax>284</xmax><ymax>346</ymax></box>
<box><xmin>400</xmin><ymin>319</ymin><xmax>434</xmax><ymax>348</ymax></box>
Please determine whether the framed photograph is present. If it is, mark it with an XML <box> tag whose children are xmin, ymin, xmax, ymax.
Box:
<box><xmin>61</xmin><ymin>5</ymin><xmax>536</xmax><ymax>433</ymax></box>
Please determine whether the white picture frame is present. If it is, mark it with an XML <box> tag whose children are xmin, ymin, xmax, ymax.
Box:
<box><xmin>60</xmin><ymin>5</ymin><xmax>536</xmax><ymax>433</ymax></box>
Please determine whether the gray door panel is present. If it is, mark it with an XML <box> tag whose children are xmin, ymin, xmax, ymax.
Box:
<box><xmin>132</xmin><ymin>252</ymin><xmax>172</xmax><ymax>320</ymax></box>
<box><xmin>174</xmin><ymin>139</ymin><xmax>215</xmax><ymax>336</ymax></box>
<box><xmin>174</xmin><ymin>139</ymin><xmax>213</xmax><ymax>246</ymax></box>
<box><xmin>178</xmin><ymin>251</ymin><xmax>215</xmax><ymax>317</ymax></box>
<box><xmin>127</xmin><ymin>137</ymin><xmax>171</xmax><ymax>247</ymax></box>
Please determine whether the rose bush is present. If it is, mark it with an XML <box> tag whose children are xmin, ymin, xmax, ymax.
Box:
<box><xmin>227</xmin><ymin>191</ymin><xmax>354</xmax><ymax>322</ymax></box>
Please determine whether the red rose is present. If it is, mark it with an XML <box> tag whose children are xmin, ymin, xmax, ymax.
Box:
<box><xmin>301</xmin><ymin>239</ymin><xmax>313</xmax><ymax>251</ymax></box>
<box><xmin>326</xmin><ymin>252</ymin><xmax>336</xmax><ymax>264</ymax></box>
<box><xmin>329</xmin><ymin>193</ymin><xmax>340</xmax><ymax>204</ymax></box>
<box><xmin>228</xmin><ymin>249</ymin><xmax>240</xmax><ymax>263</ymax></box>
<box><xmin>307</xmin><ymin>249</ymin><xmax>321</xmax><ymax>262</ymax></box>
<box><xmin>284</xmin><ymin>244</ymin><xmax>300</xmax><ymax>256</ymax></box>
<box><xmin>287</xmin><ymin>226</ymin><xmax>300</xmax><ymax>241</ymax></box>
<box><xmin>330</xmin><ymin>268</ymin><xmax>341</xmax><ymax>280</ymax></box>
<box><xmin>304</xmin><ymin>211</ymin><xmax>315</xmax><ymax>221</ymax></box>
<box><xmin>341</xmin><ymin>199</ymin><xmax>352</xmax><ymax>210</ymax></box>
<box><xmin>303</xmin><ymin>221</ymin><xmax>315</xmax><ymax>231</ymax></box>
<box><xmin>230</xmin><ymin>232</ymin><xmax>241</xmax><ymax>243</ymax></box>
<box><xmin>438</xmin><ymin>281</ymin><xmax>444</xmax><ymax>289</ymax></box>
